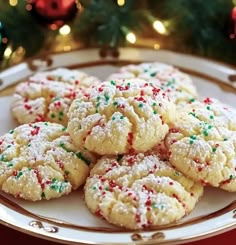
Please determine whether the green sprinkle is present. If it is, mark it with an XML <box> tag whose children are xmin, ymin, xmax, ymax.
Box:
<box><xmin>208</xmin><ymin>125</ymin><xmax>212</xmax><ymax>129</ymax></box>
<box><xmin>105</xmin><ymin>187</ymin><xmax>109</xmax><ymax>191</ymax></box>
<box><xmin>189</xmin><ymin>98</ymin><xmax>195</xmax><ymax>102</ymax></box>
<box><xmin>189</xmin><ymin>140</ymin><xmax>194</xmax><ymax>145</ymax></box>
<box><xmin>52</xmin><ymin>97</ymin><xmax>59</xmax><ymax>102</ymax></box>
<box><xmin>16</xmin><ymin>171</ymin><xmax>23</xmax><ymax>179</ymax></box>
<box><xmin>59</xmin><ymin>142</ymin><xmax>65</xmax><ymax>148</ymax></box>
<box><xmin>190</xmin><ymin>135</ymin><xmax>197</xmax><ymax>140</ymax></box>
<box><xmin>28</xmin><ymin>143</ymin><xmax>31</xmax><ymax>147</ymax></box>
<box><xmin>120</xmin><ymin>116</ymin><xmax>124</xmax><ymax>119</ymax></box>
<box><xmin>206</xmin><ymin>106</ymin><xmax>211</xmax><ymax>110</ymax></box>
<box><xmin>59</xmin><ymin>111</ymin><xmax>64</xmax><ymax>116</ymax></box>
<box><xmin>62</xmin><ymin>127</ymin><xmax>67</xmax><ymax>131</ymax></box>
<box><xmin>7</xmin><ymin>145</ymin><xmax>11</xmax><ymax>148</ymax></box>
<box><xmin>51</xmin><ymin>113</ymin><xmax>56</xmax><ymax>118</ymax></box>
<box><xmin>96</xmin><ymin>102</ymin><xmax>100</xmax><ymax>113</ymax></box>
<box><xmin>203</xmin><ymin>131</ymin><xmax>208</xmax><ymax>136</ymax></box>
<box><xmin>230</xmin><ymin>175</ymin><xmax>234</xmax><ymax>180</ymax></box>
<box><xmin>96</xmin><ymin>96</ymin><xmax>101</xmax><ymax>101</ymax></box>
<box><xmin>127</xmin><ymin>82</ymin><xmax>131</xmax><ymax>86</ymax></box>
<box><xmin>44</xmin><ymin>122</ymin><xmax>48</xmax><ymax>126</ymax></box>
<box><xmin>144</xmin><ymin>69</ymin><xmax>148</xmax><ymax>72</ymax></box>
<box><xmin>150</xmin><ymin>72</ymin><xmax>157</xmax><ymax>77</ymax></box>
<box><xmin>93</xmin><ymin>186</ymin><xmax>97</xmax><ymax>190</ymax></box>
<box><xmin>116</xmin><ymin>154</ymin><xmax>123</xmax><ymax>162</ymax></box>
<box><xmin>7</xmin><ymin>163</ymin><xmax>13</xmax><ymax>167</ymax></box>
<box><xmin>0</xmin><ymin>154</ymin><xmax>6</xmax><ymax>162</ymax></box>
<box><xmin>41</xmin><ymin>192</ymin><xmax>45</xmax><ymax>198</ymax></box>
<box><xmin>9</xmin><ymin>130</ymin><xmax>14</xmax><ymax>134</ymax></box>
<box><xmin>110</xmin><ymin>80</ymin><xmax>116</xmax><ymax>86</ymax></box>
<box><xmin>50</xmin><ymin>184</ymin><xmax>57</xmax><ymax>190</ymax></box>
<box><xmin>152</xmin><ymin>102</ymin><xmax>157</xmax><ymax>106</ymax></box>
<box><xmin>153</xmin><ymin>110</ymin><xmax>158</xmax><ymax>114</ymax></box>
<box><xmin>113</xmin><ymin>101</ymin><xmax>118</xmax><ymax>107</ymax></box>
<box><xmin>152</xmin><ymin>203</ymin><xmax>164</xmax><ymax>210</ymax></box>
<box><xmin>223</xmin><ymin>138</ymin><xmax>228</xmax><ymax>141</ymax></box>
<box><xmin>189</xmin><ymin>112</ymin><xmax>198</xmax><ymax>118</ymax></box>
<box><xmin>76</xmin><ymin>152</ymin><xmax>91</xmax><ymax>166</ymax></box>
<box><xmin>138</xmin><ymin>103</ymin><xmax>143</xmax><ymax>108</ymax></box>
<box><xmin>112</xmin><ymin>116</ymin><xmax>116</xmax><ymax>120</ymax></box>
<box><xmin>210</xmin><ymin>115</ymin><xmax>214</xmax><ymax>119</ymax></box>
<box><xmin>33</xmin><ymin>125</ymin><xmax>37</xmax><ymax>128</ymax></box>
<box><xmin>212</xmin><ymin>147</ymin><xmax>217</xmax><ymax>152</ymax></box>
<box><xmin>104</xmin><ymin>93</ymin><xmax>110</xmax><ymax>102</ymax></box>
<box><xmin>59</xmin><ymin>183</ymin><xmax>65</xmax><ymax>193</ymax></box>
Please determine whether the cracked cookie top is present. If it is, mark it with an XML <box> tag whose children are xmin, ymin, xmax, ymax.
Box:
<box><xmin>68</xmin><ymin>78</ymin><xmax>176</xmax><ymax>155</ymax></box>
<box><xmin>165</xmin><ymin>98</ymin><xmax>236</xmax><ymax>191</ymax></box>
<box><xmin>107</xmin><ymin>62</ymin><xmax>198</xmax><ymax>105</ymax></box>
<box><xmin>84</xmin><ymin>153</ymin><xmax>203</xmax><ymax>229</ymax></box>
<box><xmin>0</xmin><ymin>122</ymin><xmax>96</xmax><ymax>201</ymax></box>
<box><xmin>11</xmin><ymin>68</ymin><xmax>100</xmax><ymax>126</ymax></box>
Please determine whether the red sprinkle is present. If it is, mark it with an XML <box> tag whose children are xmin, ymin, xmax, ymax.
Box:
<box><xmin>145</xmin><ymin>199</ymin><xmax>152</xmax><ymax>206</ymax></box>
<box><xmin>127</xmin><ymin>132</ymin><xmax>134</xmax><ymax>146</ymax></box>
<box><xmin>127</xmin><ymin>156</ymin><xmax>135</xmax><ymax>166</ymax></box>
<box><xmin>203</xmin><ymin>97</ymin><xmax>212</xmax><ymax>104</ymax></box>
<box><xmin>31</xmin><ymin>126</ymin><xmax>40</xmax><ymax>136</ymax></box>
<box><xmin>95</xmin><ymin>209</ymin><xmax>102</xmax><ymax>217</ymax></box>
<box><xmin>135</xmin><ymin>213</ymin><xmax>141</xmax><ymax>222</ymax></box>
<box><xmin>169</xmin><ymin>128</ymin><xmax>180</xmax><ymax>133</ymax></box>
<box><xmin>24</xmin><ymin>104</ymin><xmax>32</xmax><ymax>110</ymax></box>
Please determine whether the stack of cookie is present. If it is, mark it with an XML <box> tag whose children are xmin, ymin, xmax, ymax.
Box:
<box><xmin>1</xmin><ymin>63</ymin><xmax>235</xmax><ymax>230</ymax></box>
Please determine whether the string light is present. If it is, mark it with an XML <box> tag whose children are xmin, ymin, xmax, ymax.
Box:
<box><xmin>126</xmin><ymin>32</ymin><xmax>136</xmax><ymax>44</ymax></box>
<box><xmin>154</xmin><ymin>43</ymin><xmax>160</xmax><ymax>50</ymax></box>
<box><xmin>4</xmin><ymin>47</ymin><xmax>13</xmax><ymax>58</ymax></box>
<box><xmin>153</xmin><ymin>20</ymin><xmax>167</xmax><ymax>34</ymax></box>
<box><xmin>59</xmin><ymin>25</ymin><xmax>71</xmax><ymax>35</ymax></box>
<box><xmin>117</xmin><ymin>0</ymin><xmax>125</xmax><ymax>6</ymax></box>
<box><xmin>9</xmin><ymin>0</ymin><xmax>18</xmax><ymax>6</ymax></box>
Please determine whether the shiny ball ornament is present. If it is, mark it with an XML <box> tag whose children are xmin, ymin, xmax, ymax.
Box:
<box><xmin>0</xmin><ymin>21</ymin><xmax>9</xmax><ymax>60</ymax></box>
<box><xmin>28</xmin><ymin>0</ymin><xmax>79</xmax><ymax>30</ymax></box>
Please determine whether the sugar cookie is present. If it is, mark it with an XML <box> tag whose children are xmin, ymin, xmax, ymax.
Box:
<box><xmin>85</xmin><ymin>153</ymin><xmax>203</xmax><ymax>229</ymax></box>
<box><xmin>107</xmin><ymin>62</ymin><xmax>198</xmax><ymax>104</ymax></box>
<box><xmin>165</xmin><ymin>98</ymin><xmax>236</xmax><ymax>191</ymax></box>
<box><xmin>0</xmin><ymin>122</ymin><xmax>96</xmax><ymax>201</ymax></box>
<box><xmin>11</xmin><ymin>68</ymin><xmax>100</xmax><ymax>126</ymax></box>
<box><xmin>68</xmin><ymin>78</ymin><xmax>176</xmax><ymax>155</ymax></box>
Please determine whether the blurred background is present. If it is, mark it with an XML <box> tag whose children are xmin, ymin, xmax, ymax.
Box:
<box><xmin>0</xmin><ymin>0</ymin><xmax>236</xmax><ymax>69</ymax></box>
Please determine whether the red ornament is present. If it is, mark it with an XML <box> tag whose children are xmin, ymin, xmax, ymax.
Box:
<box><xmin>232</xmin><ymin>6</ymin><xmax>236</xmax><ymax>20</ymax></box>
<box><xmin>229</xmin><ymin>6</ymin><xmax>236</xmax><ymax>40</ymax></box>
<box><xmin>27</xmin><ymin>0</ymin><xmax>79</xmax><ymax>30</ymax></box>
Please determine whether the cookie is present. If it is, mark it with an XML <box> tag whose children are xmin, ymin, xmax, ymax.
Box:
<box><xmin>0</xmin><ymin>122</ymin><xmax>96</xmax><ymax>201</ymax></box>
<box><xmin>107</xmin><ymin>62</ymin><xmax>198</xmax><ymax>104</ymax></box>
<box><xmin>165</xmin><ymin>98</ymin><xmax>236</xmax><ymax>192</ymax></box>
<box><xmin>84</xmin><ymin>153</ymin><xmax>203</xmax><ymax>229</ymax></box>
<box><xmin>11</xmin><ymin>68</ymin><xmax>100</xmax><ymax>126</ymax></box>
<box><xmin>68</xmin><ymin>78</ymin><xmax>176</xmax><ymax>155</ymax></box>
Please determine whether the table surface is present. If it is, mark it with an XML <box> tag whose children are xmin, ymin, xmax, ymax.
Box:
<box><xmin>1</xmin><ymin>224</ymin><xmax>235</xmax><ymax>245</ymax></box>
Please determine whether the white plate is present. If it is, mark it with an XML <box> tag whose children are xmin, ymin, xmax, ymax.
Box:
<box><xmin>0</xmin><ymin>48</ymin><xmax>236</xmax><ymax>245</ymax></box>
